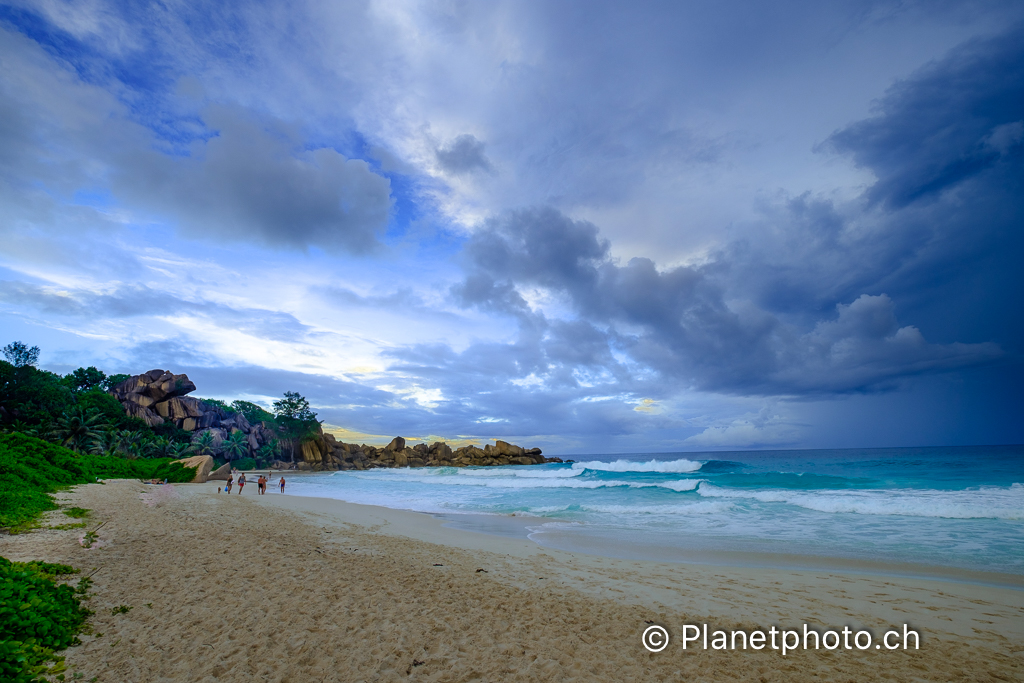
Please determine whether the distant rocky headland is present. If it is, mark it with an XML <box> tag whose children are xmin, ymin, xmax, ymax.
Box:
<box><xmin>110</xmin><ymin>369</ymin><xmax>560</xmax><ymax>471</ymax></box>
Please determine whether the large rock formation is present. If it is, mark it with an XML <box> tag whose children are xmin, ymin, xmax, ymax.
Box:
<box><xmin>110</xmin><ymin>369</ymin><xmax>560</xmax><ymax>471</ymax></box>
<box><xmin>109</xmin><ymin>370</ymin><xmax>196</xmax><ymax>427</ymax></box>
<box><xmin>109</xmin><ymin>370</ymin><xmax>275</xmax><ymax>461</ymax></box>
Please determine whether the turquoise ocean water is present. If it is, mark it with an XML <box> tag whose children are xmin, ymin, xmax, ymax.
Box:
<box><xmin>285</xmin><ymin>445</ymin><xmax>1024</xmax><ymax>575</ymax></box>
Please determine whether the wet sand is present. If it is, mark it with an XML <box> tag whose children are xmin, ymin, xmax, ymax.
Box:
<box><xmin>2</xmin><ymin>479</ymin><xmax>1022</xmax><ymax>682</ymax></box>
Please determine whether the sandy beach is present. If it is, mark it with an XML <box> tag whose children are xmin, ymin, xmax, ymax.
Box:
<box><xmin>3</xmin><ymin>479</ymin><xmax>1022</xmax><ymax>682</ymax></box>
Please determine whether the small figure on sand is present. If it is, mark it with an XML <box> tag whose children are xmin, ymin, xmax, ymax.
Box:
<box><xmin>279</xmin><ymin>476</ymin><xmax>286</xmax><ymax>494</ymax></box>
<box><xmin>225</xmin><ymin>474</ymin><xmax>233</xmax><ymax>493</ymax></box>
<box><xmin>237</xmin><ymin>472</ymin><xmax>246</xmax><ymax>494</ymax></box>
<box><xmin>257</xmin><ymin>475</ymin><xmax>266</xmax><ymax>495</ymax></box>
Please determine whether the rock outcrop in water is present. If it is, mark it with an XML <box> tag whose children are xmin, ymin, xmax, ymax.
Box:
<box><xmin>110</xmin><ymin>369</ymin><xmax>557</xmax><ymax>470</ymax></box>
<box><xmin>287</xmin><ymin>434</ymin><xmax>560</xmax><ymax>471</ymax></box>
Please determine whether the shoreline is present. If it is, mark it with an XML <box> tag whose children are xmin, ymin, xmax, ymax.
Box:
<box><xmin>234</xmin><ymin>479</ymin><xmax>1024</xmax><ymax>590</ymax></box>
<box><xmin>2</xmin><ymin>479</ymin><xmax>1021</xmax><ymax>681</ymax></box>
<box><xmin>223</xmin><ymin>485</ymin><xmax>1024</xmax><ymax>641</ymax></box>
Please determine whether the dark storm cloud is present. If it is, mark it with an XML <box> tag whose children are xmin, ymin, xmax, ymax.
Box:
<box><xmin>722</xmin><ymin>25</ymin><xmax>1024</xmax><ymax>347</ymax></box>
<box><xmin>441</xmin><ymin>194</ymin><xmax>1002</xmax><ymax>395</ymax></box>
<box><xmin>483</xmin><ymin>25</ymin><xmax>1023</xmax><ymax>396</ymax></box>
<box><xmin>114</xmin><ymin>107</ymin><xmax>393</xmax><ymax>253</ymax></box>
<box><xmin>824</xmin><ymin>27</ymin><xmax>1024</xmax><ymax>209</ymax></box>
<box><xmin>435</xmin><ymin>134</ymin><xmax>493</xmax><ymax>175</ymax></box>
<box><xmin>0</xmin><ymin>280</ymin><xmax>311</xmax><ymax>342</ymax></box>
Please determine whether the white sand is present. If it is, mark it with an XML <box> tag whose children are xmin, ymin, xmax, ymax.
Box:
<box><xmin>2</xmin><ymin>479</ymin><xmax>1022</xmax><ymax>682</ymax></box>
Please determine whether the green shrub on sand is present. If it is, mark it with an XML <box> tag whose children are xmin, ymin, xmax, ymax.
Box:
<box><xmin>0</xmin><ymin>557</ymin><xmax>91</xmax><ymax>683</ymax></box>
<box><xmin>0</xmin><ymin>432</ymin><xmax>197</xmax><ymax>529</ymax></box>
<box><xmin>231</xmin><ymin>457</ymin><xmax>257</xmax><ymax>471</ymax></box>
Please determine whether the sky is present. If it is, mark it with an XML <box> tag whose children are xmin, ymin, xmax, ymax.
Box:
<box><xmin>1</xmin><ymin>0</ymin><xmax>1022</xmax><ymax>454</ymax></box>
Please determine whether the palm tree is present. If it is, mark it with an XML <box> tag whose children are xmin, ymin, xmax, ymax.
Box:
<box><xmin>89</xmin><ymin>430</ymin><xmax>119</xmax><ymax>456</ymax></box>
<box><xmin>170</xmin><ymin>441</ymin><xmax>196</xmax><ymax>458</ymax></box>
<box><xmin>148</xmin><ymin>436</ymin><xmax>176</xmax><ymax>458</ymax></box>
<box><xmin>110</xmin><ymin>429</ymin><xmax>145</xmax><ymax>459</ymax></box>
<box><xmin>192</xmin><ymin>430</ymin><xmax>215</xmax><ymax>456</ymax></box>
<box><xmin>256</xmin><ymin>442</ymin><xmax>276</xmax><ymax>466</ymax></box>
<box><xmin>222</xmin><ymin>430</ymin><xmax>249</xmax><ymax>461</ymax></box>
<box><xmin>6</xmin><ymin>420</ymin><xmax>44</xmax><ymax>438</ymax></box>
<box><xmin>50</xmin><ymin>408</ymin><xmax>108</xmax><ymax>452</ymax></box>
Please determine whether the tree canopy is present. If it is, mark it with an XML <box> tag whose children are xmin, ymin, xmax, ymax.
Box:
<box><xmin>273</xmin><ymin>391</ymin><xmax>321</xmax><ymax>442</ymax></box>
<box><xmin>2</xmin><ymin>341</ymin><xmax>40</xmax><ymax>368</ymax></box>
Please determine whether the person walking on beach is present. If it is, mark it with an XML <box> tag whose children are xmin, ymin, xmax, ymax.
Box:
<box><xmin>226</xmin><ymin>474</ymin><xmax>233</xmax><ymax>494</ymax></box>
<box><xmin>279</xmin><ymin>476</ymin><xmax>286</xmax><ymax>494</ymax></box>
<box><xmin>237</xmin><ymin>472</ymin><xmax>246</xmax><ymax>494</ymax></box>
<box><xmin>258</xmin><ymin>475</ymin><xmax>266</xmax><ymax>495</ymax></box>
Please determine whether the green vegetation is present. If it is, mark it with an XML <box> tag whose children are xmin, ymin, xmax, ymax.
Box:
<box><xmin>0</xmin><ymin>433</ymin><xmax>196</xmax><ymax>530</ymax></box>
<box><xmin>1</xmin><ymin>337</ymin><xmax>315</xmax><ymax>469</ymax></box>
<box><xmin>62</xmin><ymin>508</ymin><xmax>89</xmax><ymax>519</ymax></box>
<box><xmin>0</xmin><ymin>556</ymin><xmax>92</xmax><ymax>683</ymax></box>
<box><xmin>222</xmin><ymin>430</ymin><xmax>248</xmax><ymax>460</ymax></box>
<box><xmin>273</xmin><ymin>391</ymin><xmax>321</xmax><ymax>444</ymax></box>
<box><xmin>2</xmin><ymin>339</ymin><xmax>318</xmax><ymax>470</ymax></box>
<box><xmin>79</xmin><ymin>531</ymin><xmax>98</xmax><ymax>549</ymax></box>
<box><xmin>231</xmin><ymin>400</ymin><xmax>275</xmax><ymax>424</ymax></box>
<box><xmin>0</xmin><ymin>353</ymin><xmax>193</xmax><ymax>463</ymax></box>
<box><xmin>200</xmin><ymin>398</ymin><xmax>235</xmax><ymax>414</ymax></box>
<box><xmin>232</xmin><ymin>457</ymin><xmax>257</xmax><ymax>471</ymax></box>
<box><xmin>109</xmin><ymin>605</ymin><xmax>132</xmax><ymax>616</ymax></box>
<box><xmin>2</xmin><ymin>342</ymin><xmax>40</xmax><ymax>368</ymax></box>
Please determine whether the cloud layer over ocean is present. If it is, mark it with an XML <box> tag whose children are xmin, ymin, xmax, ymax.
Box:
<box><xmin>1</xmin><ymin>1</ymin><xmax>1021</xmax><ymax>452</ymax></box>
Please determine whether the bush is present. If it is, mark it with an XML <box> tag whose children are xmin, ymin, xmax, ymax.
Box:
<box><xmin>232</xmin><ymin>457</ymin><xmax>256</xmax><ymax>471</ymax></box>
<box><xmin>0</xmin><ymin>557</ymin><xmax>90</xmax><ymax>683</ymax></box>
<box><xmin>75</xmin><ymin>389</ymin><xmax>147</xmax><ymax>432</ymax></box>
<box><xmin>0</xmin><ymin>433</ymin><xmax>197</xmax><ymax>529</ymax></box>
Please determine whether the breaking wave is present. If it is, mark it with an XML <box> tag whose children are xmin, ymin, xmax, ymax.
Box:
<box><xmin>696</xmin><ymin>483</ymin><xmax>1024</xmax><ymax>519</ymax></box>
<box><xmin>571</xmin><ymin>458</ymin><xmax>703</xmax><ymax>473</ymax></box>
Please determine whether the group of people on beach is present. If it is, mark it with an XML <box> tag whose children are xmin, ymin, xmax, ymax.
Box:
<box><xmin>223</xmin><ymin>472</ymin><xmax>285</xmax><ymax>495</ymax></box>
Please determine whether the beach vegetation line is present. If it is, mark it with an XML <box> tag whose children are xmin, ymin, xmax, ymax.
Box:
<box><xmin>0</xmin><ymin>432</ymin><xmax>197</xmax><ymax>531</ymax></box>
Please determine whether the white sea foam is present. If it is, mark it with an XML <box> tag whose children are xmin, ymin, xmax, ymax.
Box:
<box><xmin>696</xmin><ymin>483</ymin><xmax>1024</xmax><ymax>519</ymax></box>
<box><xmin>505</xmin><ymin>501</ymin><xmax>734</xmax><ymax>517</ymax></box>
<box><xmin>348</xmin><ymin>472</ymin><xmax>637</xmax><ymax>490</ymax></box>
<box><xmin>456</xmin><ymin>467</ymin><xmax>582</xmax><ymax>479</ymax></box>
<box><xmin>574</xmin><ymin>501</ymin><xmax>733</xmax><ymax>515</ymax></box>
<box><xmin>571</xmin><ymin>458</ymin><xmax>703</xmax><ymax>473</ymax></box>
